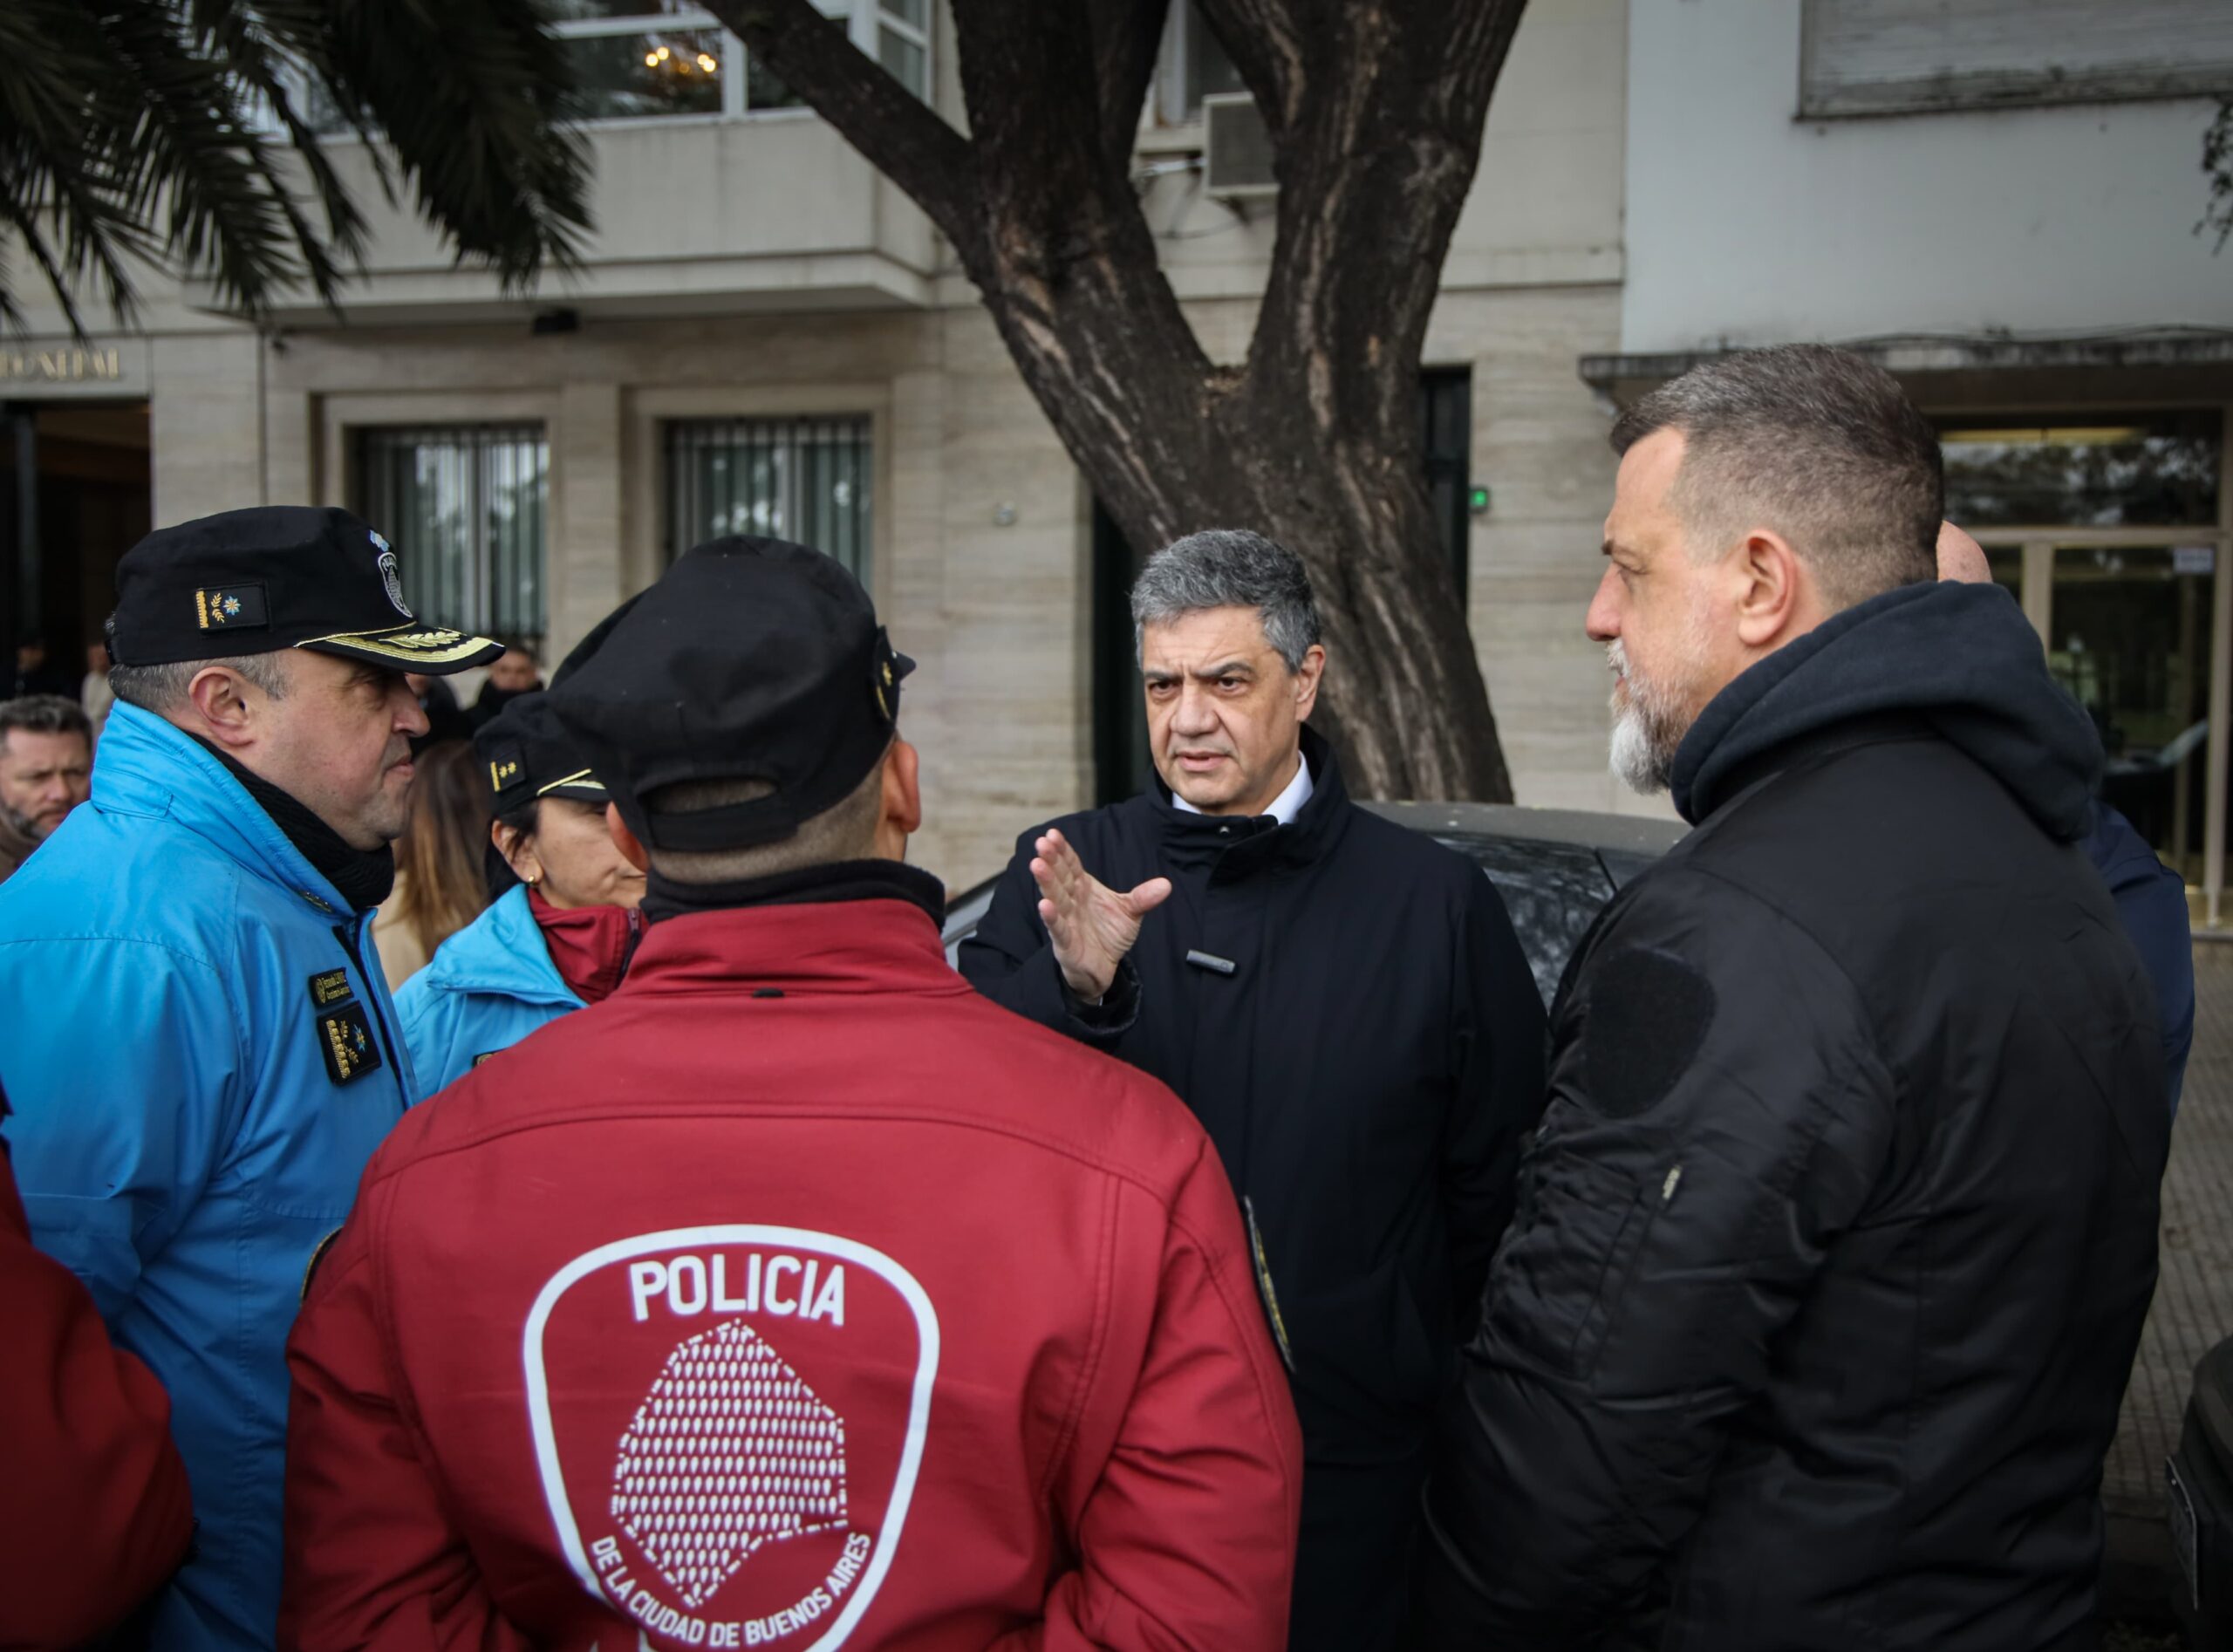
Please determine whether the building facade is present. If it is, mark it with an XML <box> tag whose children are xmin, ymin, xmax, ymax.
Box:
<box><xmin>1603</xmin><ymin>0</ymin><xmax>2233</xmax><ymax>921</ymax></box>
<box><xmin>5</xmin><ymin>0</ymin><xmax>2230</xmax><ymax>906</ymax></box>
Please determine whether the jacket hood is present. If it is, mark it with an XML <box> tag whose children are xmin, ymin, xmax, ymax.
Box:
<box><xmin>1671</xmin><ymin>580</ymin><xmax>2103</xmax><ymax>839</ymax></box>
<box><xmin>90</xmin><ymin>701</ymin><xmax>362</xmax><ymax>915</ymax></box>
<box><xmin>418</xmin><ymin>884</ymin><xmax>579</xmax><ymax>1007</ymax></box>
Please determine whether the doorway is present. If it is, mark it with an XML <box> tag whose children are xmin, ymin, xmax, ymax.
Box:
<box><xmin>0</xmin><ymin>401</ymin><xmax>152</xmax><ymax>693</ymax></box>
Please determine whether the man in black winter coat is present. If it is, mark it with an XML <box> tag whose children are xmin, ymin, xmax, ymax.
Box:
<box><xmin>1417</xmin><ymin>345</ymin><xmax>2169</xmax><ymax>1651</ymax></box>
<box><xmin>960</xmin><ymin>529</ymin><xmax>1547</xmax><ymax>1652</ymax></box>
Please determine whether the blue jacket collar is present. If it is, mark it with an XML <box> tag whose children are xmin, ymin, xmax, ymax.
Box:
<box><xmin>92</xmin><ymin>701</ymin><xmax>360</xmax><ymax>918</ymax></box>
<box><xmin>420</xmin><ymin>884</ymin><xmax>579</xmax><ymax>1007</ymax></box>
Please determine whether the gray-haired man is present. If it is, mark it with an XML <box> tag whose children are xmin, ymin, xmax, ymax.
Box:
<box><xmin>0</xmin><ymin>694</ymin><xmax>92</xmax><ymax>883</ymax></box>
<box><xmin>960</xmin><ymin>529</ymin><xmax>1547</xmax><ymax>1652</ymax></box>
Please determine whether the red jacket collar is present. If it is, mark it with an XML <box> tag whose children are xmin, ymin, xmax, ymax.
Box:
<box><xmin>617</xmin><ymin>898</ymin><xmax>968</xmax><ymax>1000</ymax></box>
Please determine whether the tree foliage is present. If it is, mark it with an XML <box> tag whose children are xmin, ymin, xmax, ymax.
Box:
<box><xmin>0</xmin><ymin>0</ymin><xmax>591</xmax><ymax>334</ymax></box>
<box><xmin>2202</xmin><ymin>99</ymin><xmax>2233</xmax><ymax>252</ymax></box>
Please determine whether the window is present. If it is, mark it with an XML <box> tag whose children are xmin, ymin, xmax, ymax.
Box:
<box><xmin>545</xmin><ymin>0</ymin><xmax>928</xmax><ymax>122</ymax></box>
<box><xmin>1937</xmin><ymin>413</ymin><xmax>2221</xmax><ymax>529</ymax></box>
<box><xmin>1155</xmin><ymin>3</ymin><xmax>1245</xmax><ymax>126</ymax></box>
<box><xmin>1800</xmin><ymin>0</ymin><xmax>2233</xmax><ymax>119</ymax></box>
<box><xmin>664</xmin><ymin>416</ymin><xmax>873</xmax><ymax>582</ymax></box>
<box><xmin>356</xmin><ymin>427</ymin><xmax>550</xmax><ymax>640</ymax></box>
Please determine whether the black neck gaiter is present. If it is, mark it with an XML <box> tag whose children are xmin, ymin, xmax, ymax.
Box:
<box><xmin>642</xmin><ymin>858</ymin><xmax>946</xmax><ymax>929</ymax></box>
<box><xmin>189</xmin><ymin>736</ymin><xmax>396</xmax><ymax>912</ymax></box>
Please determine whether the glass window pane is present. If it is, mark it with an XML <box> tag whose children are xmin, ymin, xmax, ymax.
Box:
<box><xmin>356</xmin><ymin>426</ymin><xmax>548</xmax><ymax>643</ymax></box>
<box><xmin>562</xmin><ymin>27</ymin><xmax>724</xmax><ymax>119</ymax></box>
<box><xmin>1987</xmin><ymin>546</ymin><xmax>2023</xmax><ymax>598</ymax></box>
<box><xmin>878</xmin><ymin>0</ymin><xmax>926</xmax><ymax>28</ymax></box>
<box><xmin>746</xmin><ymin>54</ymin><xmax>804</xmax><ymax>111</ymax></box>
<box><xmin>877</xmin><ymin>26</ymin><xmax>927</xmax><ymax>97</ymax></box>
<box><xmin>2052</xmin><ymin>543</ymin><xmax>2216</xmax><ymax>877</ymax></box>
<box><xmin>1185</xmin><ymin>4</ymin><xmax>1246</xmax><ymax>109</ymax></box>
<box><xmin>1938</xmin><ymin>413</ymin><xmax>2222</xmax><ymax>529</ymax></box>
<box><xmin>664</xmin><ymin>416</ymin><xmax>872</xmax><ymax>584</ymax></box>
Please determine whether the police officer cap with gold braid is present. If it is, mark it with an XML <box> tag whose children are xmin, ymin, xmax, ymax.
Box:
<box><xmin>549</xmin><ymin>535</ymin><xmax>913</xmax><ymax>852</ymax></box>
<box><xmin>106</xmin><ymin>504</ymin><xmax>502</xmax><ymax>673</ymax></box>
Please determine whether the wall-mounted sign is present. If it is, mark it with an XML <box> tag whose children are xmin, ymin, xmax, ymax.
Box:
<box><xmin>0</xmin><ymin>346</ymin><xmax>123</xmax><ymax>385</ymax></box>
<box><xmin>2174</xmin><ymin>546</ymin><xmax>2216</xmax><ymax>577</ymax></box>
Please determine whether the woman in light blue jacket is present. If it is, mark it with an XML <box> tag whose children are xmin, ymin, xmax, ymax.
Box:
<box><xmin>396</xmin><ymin>693</ymin><xmax>644</xmax><ymax>1092</ymax></box>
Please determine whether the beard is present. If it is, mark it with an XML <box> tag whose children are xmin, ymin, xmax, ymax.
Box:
<box><xmin>1607</xmin><ymin>636</ymin><xmax>1701</xmax><ymax>795</ymax></box>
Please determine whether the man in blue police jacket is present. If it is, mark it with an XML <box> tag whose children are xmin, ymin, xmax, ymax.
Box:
<box><xmin>0</xmin><ymin>506</ymin><xmax>500</xmax><ymax>1649</ymax></box>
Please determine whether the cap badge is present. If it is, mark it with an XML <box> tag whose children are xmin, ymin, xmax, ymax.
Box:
<box><xmin>376</xmin><ymin>549</ymin><xmax>413</xmax><ymax>619</ymax></box>
<box><xmin>195</xmin><ymin>584</ymin><xmax>269</xmax><ymax>631</ymax></box>
<box><xmin>488</xmin><ymin>747</ymin><xmax>526</xmax><ymax>794</ymax></box>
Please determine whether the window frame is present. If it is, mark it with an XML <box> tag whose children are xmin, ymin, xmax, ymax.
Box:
<box><xmin>351</xmin><ymin>420</ymin><xmax>554</xmax><ymax>643</ymax></box>
<box><xmin>546</xmin><ymin>0</ymin><xmax>929</xmax><ymax>126</ymax></box>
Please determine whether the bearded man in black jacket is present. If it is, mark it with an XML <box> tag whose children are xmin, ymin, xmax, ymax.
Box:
<box><xmin>960</xmin><ymin>529</ymin><xmax>1548</xmax><ymax>1652</ymax></box>
<box><xmin>1417</xmin><ymin>345</ymin><xmax>2169</xmax><ymax>1652</ymax></box>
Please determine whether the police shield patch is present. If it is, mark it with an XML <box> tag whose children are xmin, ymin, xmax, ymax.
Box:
<box><xmin>524</xmin><ymin>1226</ymin><xmax>937</xmax><ymax>1650</ymax></box>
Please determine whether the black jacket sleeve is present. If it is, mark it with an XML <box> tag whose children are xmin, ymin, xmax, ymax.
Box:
<box><xmin>1440</xmin><ymin>871</ymin><xmax>1551</xmax><ymax>1330</ymax></box>
<box><xmin>957</xmin><ymin>829</ymin><xmax>1140</xmax><ymax>1044</ymax></box>
<box><xmin>1415</xmin><ymin>869</ymin><xmax>1896</xmax><ymax>1644</ymax></box>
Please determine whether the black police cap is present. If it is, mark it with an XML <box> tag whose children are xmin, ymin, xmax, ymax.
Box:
<box><xmin>548</xmin><ymin>536</ymin><xmax>913</xmax><ymax>853</ymax></box>
<box><xmin>107</xmin><ymin>505</ymin><xmax>502</xmax><ymax>674</ymax></box>
<box><xmin>475</xmin><ymin>692</ymin><xmax>608</xmax><ymax>813</ymax></box>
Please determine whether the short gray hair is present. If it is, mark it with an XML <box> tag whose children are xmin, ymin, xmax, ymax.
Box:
<box><xmin>1130</xmin><ymin>529</ymin><xmax>1322</xmax><ymax>672</ymax></box>
<box><xmin>111</xmin><ymin>652</ymin><xmax>290</xmax><ymax>713</ymax></box>
<box><xmin>1609</xmin><ymin>344</ymin><xmax>1942</xmax><ymax>611</ymax></box>
<box><xmin>0</xmin><ymin>694</ymin><xmax>91</xmax><ymax>747</ymax></box>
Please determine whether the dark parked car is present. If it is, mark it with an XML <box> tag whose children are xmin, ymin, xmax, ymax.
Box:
<box><xmin>941</xmin><ymin>801</ymin><xmax>1690</xmax><ymax>1007</ymax></box>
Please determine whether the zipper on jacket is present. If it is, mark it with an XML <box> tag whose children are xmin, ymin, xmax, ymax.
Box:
<box><xmin>333</xmin><ymin>919</ymin><xmax>409</xmax><ymax>1112</ymax></box>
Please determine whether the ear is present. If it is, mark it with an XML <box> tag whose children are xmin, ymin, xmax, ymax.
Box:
<box><xmin>881</xmin><ymin>739</ymin><xmax>924</xmax><ymax>848</ymax></box>
<box><xmin>181</xmin><ymin>663</ymin><xmax>269</xmax><ymax>751</ymax></box>
<box><xmin>1732</xmin><ymin>530</ymin><xmax>1814</xmax><ymax>650</ymax></box>
<box><xmin>492</xmin><ymin>816</ymin><xmax>544</xmax><ymax>885</ymax></box>
<box><xmin>1292</xmin><ymin>643</ymin><xmax>1327</xmax><ymax>722</ymax></box>
<box><xmin>606</xmin><ymin>802</ymin><xmax>650</xmax><ymax>873</ymax></box>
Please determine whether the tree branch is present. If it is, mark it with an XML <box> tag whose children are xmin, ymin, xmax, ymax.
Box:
<box><xmin>701</xmin><ymin>0</ymin><xmax>989</xmax><ymax>268</ymax></box>
<box><xmin>1087</xmin><ymin>0</ymin><xmax>1167</xmax><ymax>174</ymax></box>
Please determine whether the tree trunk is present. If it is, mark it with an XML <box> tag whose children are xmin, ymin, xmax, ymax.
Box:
<box><xmin>707</xmin><ymin>0</ymin><xmax>1525</xmax><ymax>802</ymax></box>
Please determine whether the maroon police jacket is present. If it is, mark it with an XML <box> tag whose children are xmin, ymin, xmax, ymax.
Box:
<box><xmin>281</xmin><ymin>889</ymin><xmax>1303</xmax><ymax>1651</ymax></box>
<box><xmin>0</xmin><ymin>1107</ymin><xmax>194</xmax><ymax>1648</ymax></box>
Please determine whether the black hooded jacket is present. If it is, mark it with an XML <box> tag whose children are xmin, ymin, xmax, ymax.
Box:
<box><xmin>1417</xmin><ymin>581</ymin><xmax>2169</xmax><ymax>1652</ymax></box>
<box><xmin>959</xmin><ymin>727</ymin><xmax>1548</xmax><ymax>1650</ymax></box>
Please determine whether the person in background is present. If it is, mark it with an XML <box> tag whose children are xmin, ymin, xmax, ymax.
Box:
<box><xmin>468</xmin><ymin>638</ymin><xmax>544</xmax><ymax>729</ymax></box>
<box><xmin>960</xmin><ymin>530</ymin><xmax>1547</xmax><ymax>1652</ymax></box>
<box><xmin>1937</xmin><ymin>520</ymin><xmax>2195</xmax><ymax>1116</ymax></box>
<box><xmin>372</xmin><ymin>740</ymin><xmax>492</xmax><ymax>990</ymax></box>
<box><xmin>83</xmin><ymin>637</ymin><xmax>115</xmax><ymax>738</ymax></box>
<box><xmin>10</xmin><ymin>634</ymin><xmax>74</xmax><ymax>699</ymax></box>
<box><xmin>283</xmin><ymin>536</ymin><xmax>1302</xmax><ymax>1650</ymax></box>
<box><xmin>0</xmin><ymin>694</ymin><xmax>92</xmax><ymax>884</ymax></box>
<box><xmin>397</xmin><ymin>692</ymin><xmax>644</xmax><ymax>1093</ymax></box>
<box><xmin>0</xmin><ymin>505</ymin><xmax>500</xmax><ymax>1650</ymax></box>
<box><xmin>1417</xmin><ymin>345</ymin><xmax>2167</xmax><ymax>1650</ymax></box>
<box><xmin>406</xmin><ymin>669</ymin><xmax>472</xmax><ymax>752</ymax></box>
<box><xmin>0</xmin><ymin>1080</ymin><xmax>195</xmax><ymax>1650</ymax></box>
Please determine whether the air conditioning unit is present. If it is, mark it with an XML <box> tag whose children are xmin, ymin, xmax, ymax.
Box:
<box><xmin>1202</xmin><ymin>92</ymin><xmax>1277</xmax><ymax>200</ymax></box>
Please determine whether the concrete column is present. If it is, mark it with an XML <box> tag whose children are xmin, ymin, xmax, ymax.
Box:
<box><xmin>150</xmin><ymin>333</ymin><xmax>264</xmax><ymax>525</ymax></box>
<box><xmin>550</xmin><ymin>381</ymin><xmax>625</xmax><ymax>663</ymax></box>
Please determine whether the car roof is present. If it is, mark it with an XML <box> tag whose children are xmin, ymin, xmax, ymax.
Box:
<box><xmin>1359</xmin><ymin>800</ymin><xmax>1689</xmax><ymax>857</ymax></box>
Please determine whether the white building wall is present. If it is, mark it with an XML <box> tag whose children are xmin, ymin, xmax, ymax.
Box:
<box><xmin>1622</xmin><ymin>0</ymin><xmax>2233</xmax><ymax>352</ymax></box>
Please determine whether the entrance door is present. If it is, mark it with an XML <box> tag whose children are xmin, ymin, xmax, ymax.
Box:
<box><xmin>0</xmin><ymin>401</ymin><xmax>152</xmax><ymax>693</ymax></box>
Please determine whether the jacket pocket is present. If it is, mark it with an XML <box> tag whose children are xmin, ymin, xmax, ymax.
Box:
<box><xmin>1486</xmin><ymin>1150</ymin><xmax>1663</xmax><ymax>1383</ymax></box>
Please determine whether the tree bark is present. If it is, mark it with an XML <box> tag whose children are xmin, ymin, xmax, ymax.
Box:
<box><xmin>704</xmin><ymin>0</ymin><xmax>1526</xmax><ymax>802</ymax></box>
